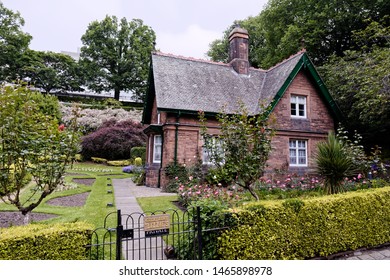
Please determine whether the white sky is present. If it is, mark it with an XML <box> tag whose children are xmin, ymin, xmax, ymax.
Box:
<box><xmin>1</xmin><ymin>0</ymin><xmax>268</xmax><ymax>59</ymax></box>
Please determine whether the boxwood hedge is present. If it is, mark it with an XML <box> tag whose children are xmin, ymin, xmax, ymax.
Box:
<box><xmin>218</xmin><ymin>186</ymin><xmax>390</xmax><ymax>259</ymax></box>
<box><xmin>0</xmin><ymin>222</ymin><xmax>92</xmax><ymax>260</ymax></box>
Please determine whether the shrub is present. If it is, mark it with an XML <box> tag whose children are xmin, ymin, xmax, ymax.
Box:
<box><xmin>175</xmin><ymin>199</ymin><xmax>232</xmax><ymax>260</ymax></box>
<box><xmin>75</xmin><ymin>154</ymin><xmax>83</xmax><ymax>162</ymax></box>
<box><xmin>178</xmin><ymin>183</ymin><xmax>243</xmax><ymax>208</ymax></box>
<box><xmin>107</xmin><ymin>160</ymin><xmax>131</xmax><ymax>166</ymax></box>
<box><xmin>60</xmin><ymin>104</ymin><xmax>142</xmax><ymax>134</ymax></box>
<box><xmin>218</xmin><ymin>186</ymin><xmax>390</xmax><ymax>260</ymax></box>
<box><xmin>130</xmin><ymin>146</ymin><xmax>146</xmax><ymax>162</ymax></box>
<box><xmin>164</xmin><ymin>160</ymin><xmax>203</xmax><ymax>193</ymax></box>
<box><xmin>91</xmin><ymin>157</ymin><xmax>107</xmax><ymax>164</ymax></box>
<box><xmin>134</xmin><ymin>157</ymin><xmax>142</xmax><ymax>166</ymax></box>
<box><xmin>316</xmin><ymin>132</ymin><xmax>357</xmax><ymax>194</ymax></box>
<box><xmin>81</xmin><ymin>119</ymin><xmax>146</xmax><ymax>160</ymax></box>
<box><xmin>0</xmin><ymin>222</ymin><xmax>92</xmax><ymax>260</ymax></box>
<box><xmin>103</xmin><ymin>98</ymin><xmax>122</xmax><ymax>108</ymax></box>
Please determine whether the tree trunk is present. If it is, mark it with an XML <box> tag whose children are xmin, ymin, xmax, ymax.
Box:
<box><xmin>247</xmin><ymin>184</ymin><xmax>259</xmax><ymax>201</ymax></box>
<box><xmin>114</xmin><ymin>88</ymin><xmax>120</xmax><ymax>100</ymax></box>
<box><xmin>23</xmin><ymin>212</ymin><xmax>30</xmax><ymax>225</ymax></box>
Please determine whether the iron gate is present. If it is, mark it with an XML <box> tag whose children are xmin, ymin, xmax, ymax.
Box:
<box><xmin>86</xmin><ymin>206</ymin><xmax>232</xmax><ymax>260</ymax></box>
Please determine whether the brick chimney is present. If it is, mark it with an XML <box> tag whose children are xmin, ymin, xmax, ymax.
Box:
<box><xmin>228</xmin><ymin>25</ymin><xmax>249</xmax><ymax>75</ymax></box>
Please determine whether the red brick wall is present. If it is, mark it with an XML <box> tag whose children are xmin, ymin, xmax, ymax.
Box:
<box><xmin>267</xmin><ymin>70</ymin><xmax>335</xmax><ymax>174</ymax></box>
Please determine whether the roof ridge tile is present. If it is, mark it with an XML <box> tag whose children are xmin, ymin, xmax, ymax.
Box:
<box><xmin>153</xmin><ymin>51</ymin><xmax>266</xmax><ymax>72</ymax></box>
<box><xmin>266</xmin><ymin>49</ymin><xmax>306</xmax><ymax>72</ymax></box>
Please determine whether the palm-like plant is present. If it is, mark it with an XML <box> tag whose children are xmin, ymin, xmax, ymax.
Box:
<box><xmin>316</xmin><ymin>132</ymin><xmax>357</xmax><ymax>194</ymax></box>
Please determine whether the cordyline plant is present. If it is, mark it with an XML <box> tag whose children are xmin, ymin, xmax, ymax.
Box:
<box><xmin>0</xmin><ymin>85</ymin><xmax>80</xmax><ymax>224</ymax></box>
<box><xmin>315</xmin><ymin>132</ymin><xmax>357</xmax><ymax>194</ymax></box>
<box><xmin>199</xmin><ymin>102</ymin><xmax>275</xmax><ymax>200</ymax></box>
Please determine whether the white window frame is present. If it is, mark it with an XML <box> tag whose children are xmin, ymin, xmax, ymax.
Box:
<box><xmin>153</xmin><ymin>135</ymin><xmax>162</xmax><ymax>163</ymax></box>
<box><xmin>202</xmin><ymin>136</ymin><xmax>224</xmax><ymax>165</ymax></box>
<box><xmin>289</xmin><ymin>139</ymin><xmax>308</xmax><ymax>167</ymax></box>
<box><xmin>291</xmin><ymin>95</ymin><xmax>307</xmax><ymax>118</ymax></box>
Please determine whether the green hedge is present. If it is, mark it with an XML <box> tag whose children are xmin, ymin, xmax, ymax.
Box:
<box><xmin>218</xmin><ymin>186</ymin><xmax>390</xmax><ymax>260</ymax></box>
<box><xmin>0</xmin><ymin>222</ymin><xmax>93</xmax><ymax>260</ymax></box>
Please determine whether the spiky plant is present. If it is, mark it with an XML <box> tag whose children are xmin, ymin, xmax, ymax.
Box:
<box><xmin>315</xmin><ymin>132</ymin><xmax>357</xmax><ymax>194</ymax></box>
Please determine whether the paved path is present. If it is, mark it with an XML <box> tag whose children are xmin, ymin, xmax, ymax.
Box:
<box><xmin>332</xmin><ymin>245</ymin><xmax>390</xmax><ymax>260</ymax></box>
<box><xmin>111</xmin><ymin>178</ymin><xmax>390</xmax><ymax>260</ymax></box>
<box><xmin>112</xmin><ymin>178</ymin><xmax>176</xmax><ymax>260</ymax></box>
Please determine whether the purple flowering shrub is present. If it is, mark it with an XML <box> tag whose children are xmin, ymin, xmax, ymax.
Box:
<box><xmin>81</xmin><ymin>119</ymin><xmax>146</xmax><ymax>160</ymax></box>
<box><xmin>122</xmin><ymin>165</ymin><xmax>143</xmax><ymax>173</ymax></box>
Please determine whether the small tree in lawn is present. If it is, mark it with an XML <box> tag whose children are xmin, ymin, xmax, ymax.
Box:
<box><xmin>0</xmin><ymin>85</ymin><xmax>80</xmax><ymax>223</ymax></box>
<box><xmin>200</xmin><ymin>102</ymin><xmax>275</xmax><ymax>200</ymax></box>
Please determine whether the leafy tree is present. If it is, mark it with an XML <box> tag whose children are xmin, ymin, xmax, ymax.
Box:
<box><xmin>200</xmin><ymin>103</ymin><xmax>275</xmax><ymax>200</ymax></box>
<box><xmin>318</xmin><ymin>21</ymin><xmax>390</xmax><ymax>150</ymax></box>
<box><xmin>207</xmin><ymin>0</ymin><xmax>390</xmax><ymax>68</ymax></box>
<box><xmin>80</xmin><ymin>16</ymin><xmax>156</xmax><ymax>101</ymax></box>
<box><xmin>0</xmin><ymin>85</ymin><xmax>79</xmax><ymax>223</ymax></box>
<box><xmin>316</xmin><ymin>132</ymin><xmax>357</xmax><ymax>194</ymax></box>
<box><xmin>21</xmin><ymin>50</ymin><xmax>84</xmax><ymax>94</ymax></box>
<box><xmin>0</xmin><ymin>2</ymin><xmax>32</xmax><ymax>81</ymax></box>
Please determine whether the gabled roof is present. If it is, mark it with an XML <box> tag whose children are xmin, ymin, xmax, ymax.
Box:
<box><xmin>142</xmin><ymin>50</ymin><xmax>342</xmax><ymax>123</ymax></box>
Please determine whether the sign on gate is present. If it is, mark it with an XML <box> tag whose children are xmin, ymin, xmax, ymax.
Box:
<box><xmin>144</xmin><ymin>214</ymin><xmax>170</xmax><ymax>237</ymax></box>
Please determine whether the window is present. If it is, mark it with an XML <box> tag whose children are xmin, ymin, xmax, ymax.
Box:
<box><xmin>291</xmin><ymin>95</ymin><xmax>307</xmax><ymax>118</ymax></box>
<box><xmin>202</xmin><ymin>136</ymin><xmax>224</xmax><ymax>165</ymax></box>
<box><xmin>153</xmin><ymin>135</ymin><xmax>162</xmax><ymax>163</ymax></box>
<box><xmin>289</xmin><ymin>139</ymin><xmax>307</xmax><ymax>166</ymax></box>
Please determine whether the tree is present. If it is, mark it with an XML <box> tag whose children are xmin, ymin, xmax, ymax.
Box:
<box><xmin>207</xmin><ymin>0</ymin><xmax>390</xmax><ymax>68</ymax></box>
<box><xmin>199</xmin><ymin>103</ymin><xmax>275</xmax><ymax>200</ymax></box>
<box><xmin>80</xmin><ymin>16</ymin><xmax>156</xmax><ymax>101</ymax></box>
<box><xmin>21</xmin><ymin>50</ymin><xmax>84</xmax><ymax>94</ymax></box>
<box><xmin>318</xmin><ymin>21</ymin><xmax>390</xmax><ymax>150</ymax></box>
<box><xmin>0</xmin><ymin>2</ymin><xmax>32</xmax><ymax>81</ymax></box>
<box><xmin>0</xmin><ymin>85</ymin><xmax>79</xmax><ymax>223</ymax></box>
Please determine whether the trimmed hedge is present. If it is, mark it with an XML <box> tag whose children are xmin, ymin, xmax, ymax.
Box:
<box><xmin>0</xmin><ymin>222</ymin><xmax>93</xmax><ymax>260</ymax></box>
<box><xmin>218</xmin><ymin>186</ymin><xmax>390</xmax><ymax>260</ymax></box>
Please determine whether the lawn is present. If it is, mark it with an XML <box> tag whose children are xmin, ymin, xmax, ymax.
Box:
<box><xmin>0</xmin><ymin>162</ymin><xmax>132</xmax><ymax>229</ymax></box>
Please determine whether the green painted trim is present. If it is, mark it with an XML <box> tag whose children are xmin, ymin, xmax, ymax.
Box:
<box><xmin>269</xmin><ymin>53</ymin><xmax>343</xmax><ymax>122</ymax></box>
<box><xmin>158</xmin><ymin>108</ymin><xmax>217</xmax><ymax>118</ymax></box>
<box><xmin>269</xmin><ymin>59</ymin><xmax>304</xmax><ymax>114</ymax></box>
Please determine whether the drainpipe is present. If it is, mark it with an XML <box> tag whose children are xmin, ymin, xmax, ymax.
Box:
<box><xmin>157</xmin><ymin>132</ymin><xmax>164</xmax><ymax>188</ymax></box>
<box><xmin>174</xmin><ymin>112</ymin><xmax>180</xmax><ymax>165</ymax></box>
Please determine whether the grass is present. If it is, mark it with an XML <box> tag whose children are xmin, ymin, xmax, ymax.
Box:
<box><xmin>137</xmin><ymin>196</ymin><xmax>179</xmax><ymax>214</ymax></box>
<box><xmin>0</xmin><ymin>162</ymin><xmax>132</xmax><ymax>228</ymax></box>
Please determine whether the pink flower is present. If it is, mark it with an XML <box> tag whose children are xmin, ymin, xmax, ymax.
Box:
<box><xmin>189</xmin><ymin>176</ymin><xmax>193</xmax><ymax>181</ymax></box>
<box><xmin>175</xmin><ymin>177</ymin><xmax>179</xmax><ymax>180</ymax></box>
<box><xmin>358</xmin><ymin>173</ymin><xmax>362</xmax><ymax>179</ymax></box>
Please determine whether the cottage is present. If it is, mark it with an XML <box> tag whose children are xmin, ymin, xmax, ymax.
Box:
<box><xmin>142</xmin><ymin>26</ymin><xmax>342</xmax><ymax>189</ymax></box>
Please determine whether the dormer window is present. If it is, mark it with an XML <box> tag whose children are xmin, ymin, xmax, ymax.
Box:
<box><xmin>291</xmin><ymin>95</ymin><xmax>306</xmax><ymax>118</ymax></box>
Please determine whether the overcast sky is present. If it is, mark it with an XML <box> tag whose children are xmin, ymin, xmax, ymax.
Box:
<box><xmin>2</xmin><ymin>0</ymin><xmax>268</xmax><ymax>59</ymax></box>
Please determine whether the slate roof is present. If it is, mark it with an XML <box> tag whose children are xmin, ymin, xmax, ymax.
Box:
<box><xmin>143</xmin><ymin>50</ymin><xmax>342</xmax><ymax>123</ymax></box>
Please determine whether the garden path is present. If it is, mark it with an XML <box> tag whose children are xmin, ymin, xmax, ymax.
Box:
<box><xmin>112</xmin><ymin>178</ymin><xmax>176</xmax><ymax>260</ymax></box>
